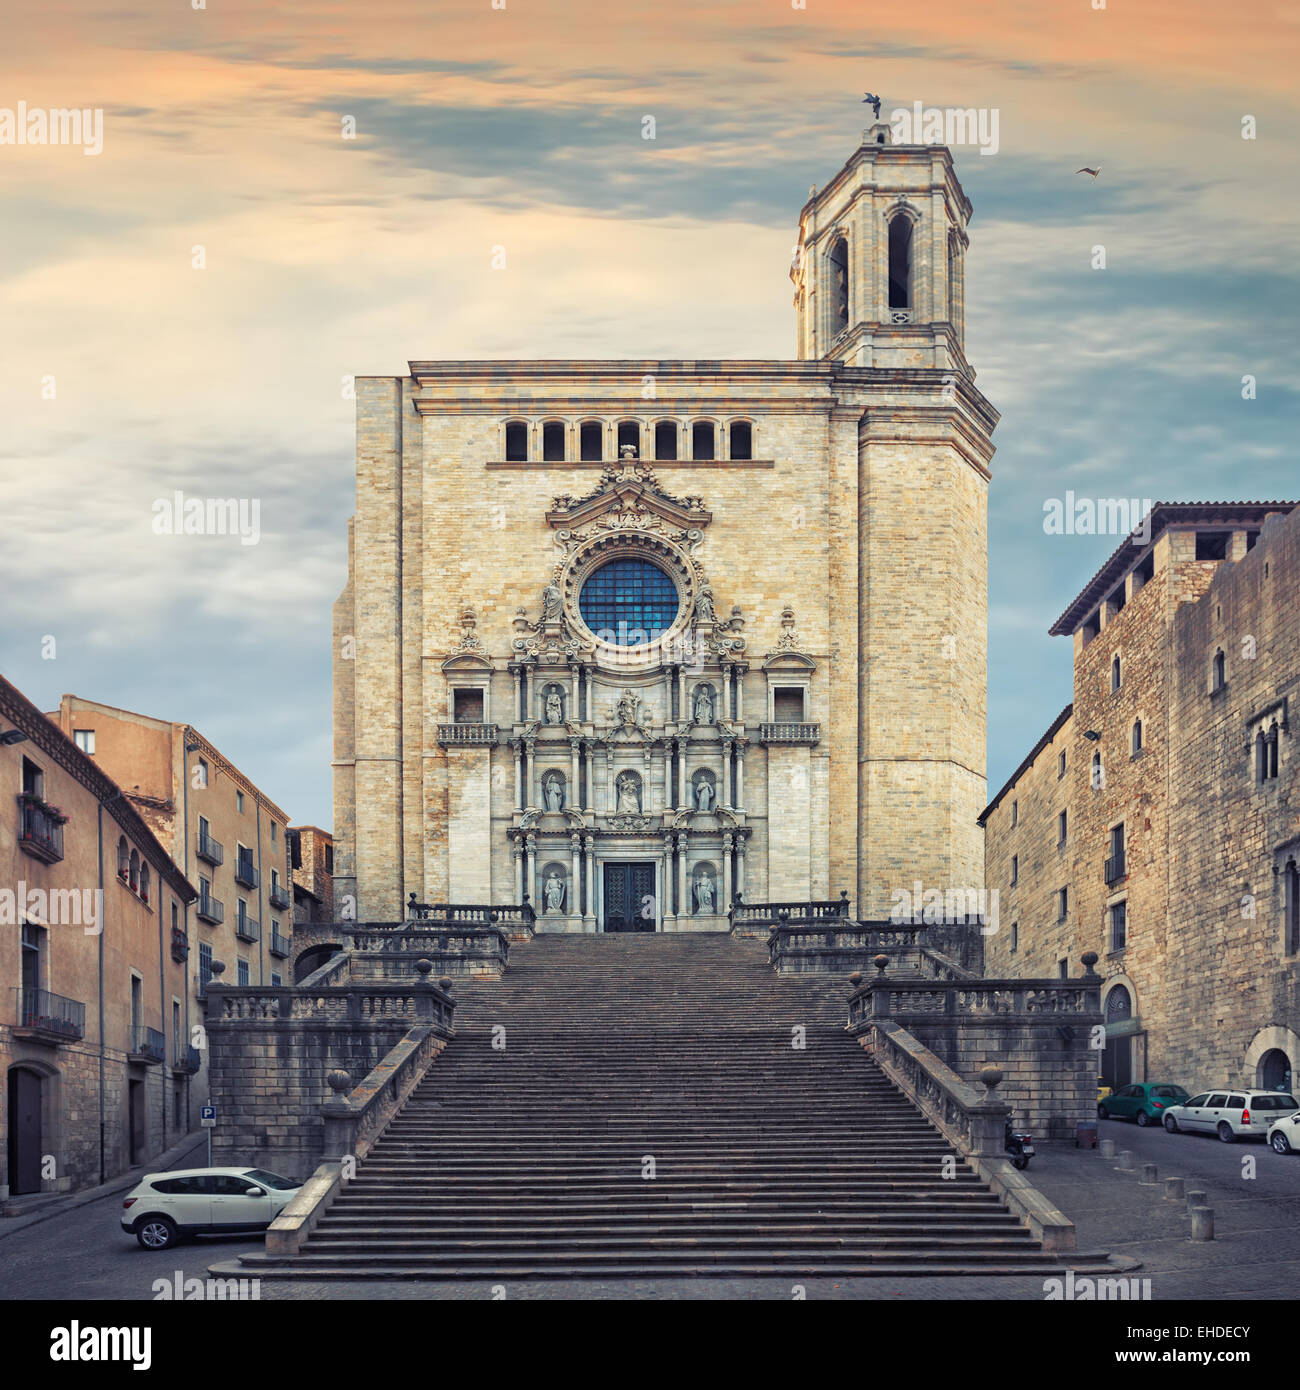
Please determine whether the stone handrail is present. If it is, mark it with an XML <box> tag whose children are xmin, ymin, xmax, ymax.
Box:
<box><xmin>404</xmin><ymin>899</ymin><xmax>536</xmax><ymax>937</ymax></box>
<box><xmin>207</xmin><ymin>981</ymin><xmax>456</xmax><ymax>1029</ymax></box>
<box><xmin>349</xmin><ymin>926</ymin><xmax>509</xmax><ymax>958</ymax></box>
<box><xmin>296</xmin><ymin>951</ymin><xmax>351</xmax><ymax>989</ymax></box>
<box><xmin>849</xmin><ymin>976</ymin><xmax>1101</xmax><ymax>1026</ymax></box>
<box><xmin>730</xmin><ymin>894</ymin><xmax>851</xmax><ymax>934</ymax></box>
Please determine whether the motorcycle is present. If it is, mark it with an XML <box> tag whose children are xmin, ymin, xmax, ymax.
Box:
<box><xmin>1005</xmin><ymin>1118</ymin><xmax>1035</xmax><ymax>1170</ymax></box>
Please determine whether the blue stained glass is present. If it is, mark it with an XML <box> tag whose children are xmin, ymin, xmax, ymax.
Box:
<box><xmin>579</xmin><ymin>558</ymin><xmax>680</xmax><ymax>647</ymax></box>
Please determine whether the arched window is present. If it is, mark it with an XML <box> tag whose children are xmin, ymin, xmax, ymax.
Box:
<box><xmin>729</xmin><ymin>421</ymin><xmax>753</xmax><ymax>460</ymax></box>
<box><xmin>1105</xmin><ymin>984</ymin><xmax>1132</xmax><ymax>1022</ymax></box>
<box><xmin>579</xmin><ymin>421</ymin><xmax>603</xmax><ymax>461</ymax></box>
<box><xmin>1212</xmin><ymin>649</ymin><xmax>1226</xmax><ymax>690</ymax></box>
<box><xmin>1259</xmin><ymin>1048</ymin><xmax>1293</xmax><ymax>1093</ymax></box>
<box><xmin>1285</xmin><ymin>859</ymin><xmax>1300</xmax><ymax>955</ymax></box>
<box><xmin>128</xmin><ymin>849</ymin><xmax>140</xmax><ymax>891</ymax></box>
<box><xmin>117</xmin><ymin>836</ymin><xmax>129</xmax><ymax>881</ymax></box>
<box><xmin>542</xmin><ymin>421</ymin><xmax>565</xmax><ymax>461</ymax></box>
<box><xmin>828</xmin><ymin>236</ymin><xmax>849</xmax><ymax>331</ymax></box>
<box><xmin>888</xmin><ymin>216</ymin><xmax>912</xmax><ymax>309</ymax></box>
<box><xmin>504</xmin><ymin>421</ymin><xmax>528</xmax><ymax>461</ymax></box>
<box><xmin>1268</xmin><ymin>723</ymin><xmax>1280</xmax><ymax>780</ymax></box>
<box><xmin>1131</xmin><ymin>719</ymin><xmax>1143</xmax><ymax>755</ymax></box>
<box><xmin>139</xmin><ymin>862</ymin><xmax>150</xmax><ymax>906</ymax></box>
<box><xmin>1257</xmin><ymin>730</ymin><xmax>1269</xmax><ymax>783</ymax></box>
<box><xmin>617</xmin><ymin>420</ymin><xmax>640</xmax><ymax>458</ymax></box>
<box><xmin>1091</xmin><ymin>750</ymin><xmax>1104</xmax><ymax>790</ymax></box>
<box><xmin>1111</xmin><ymin>655</ymin><xmax>1122</xmax><ymax>692</ymax></box>
<box><xmin>692</xmin><ymin>421</ymin><xmax>716</xmax><ymax>461</ymax></box>
<box><xmin>654</xmin><ymin>421</ymin><xmax>678</xmax><ymax>461</ymax></box>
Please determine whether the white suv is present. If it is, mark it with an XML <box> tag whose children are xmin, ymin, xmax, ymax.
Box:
<box><xmin>120</xmin><ymin>1167</ymin><xmax>300</xmax><ymax>1249</ymax></box>
<box><xmin>1162</xmin><ymin>1090</ymin><xmax>1299</xmax><ymax>1143</ymax></box>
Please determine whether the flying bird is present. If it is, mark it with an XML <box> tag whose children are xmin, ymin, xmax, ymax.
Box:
<box><xmin>862</xmin><ymin>92</ymin><xmax>882</xmax><ymax>119</ymax></box>
<box><xmin>1076</xmin><ymin>166</ymin><xmax>1101</xmax><ymax>179</ymax></box>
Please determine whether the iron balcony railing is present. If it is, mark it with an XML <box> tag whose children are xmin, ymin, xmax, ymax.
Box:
<box><xmin>196</xmin><ymin>891</ymin><xmax>224</xmax><ymax>925</ymax></box>
<box><xmin>175</xmin><ymin>1043</ymin><xmax>201</xmax><ymax>1073</ymax></box>
<box><xmin>171</xmin><ymin>926</ymin><xmax>189</xmax><ymax>962</ymax></box>
<box><xmin>269</xmin><ymin>931</ymin><xmax>291</xmax><ymax>958</ymax></box>
<box><xmin>1104</xmin><ymin>850</ymin><xmax>1127</xmax><ymax>884</ymax></box>
<box><xmin>234</xmin><ymin>857</ymin><xmax>259</xmax><ymax>889</ymax></box>
<box><xmin>17</xmin><ymin>796</ymin><xmax>65</xmax><ymax>864</ymax></box>
<box><xmin>269</xmin><ymin>881</ymin><xmax>290</xmax><ymax>910</ymax></box>
<box><xmin>15</xmin><ymin>988</ymin><xmax>86</xmax><ymax>1041</ymax></box>
<box><xmin>196</xmin><ymin>828</ymin><xmax>224</xmax><ymax>865</ymax></box>
<box><xmin>130</xmin><ymin>1025</ymin><xmax>165</xmax><ymax>1063</ymax></box>
<box><xmin>235</xmin><ymin>913</ymin><xmax>260</xmax><ymax>943</ymax></box>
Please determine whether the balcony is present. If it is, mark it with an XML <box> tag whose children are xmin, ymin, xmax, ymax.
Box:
<box><xmin>17</xmin><ymin>795</ymin><xmax>65</xmax><ymax>864</ymax></box>
<box><xmin>128</xmin><ymin>1025</ymin><xmax>165</xmax><ymax>1065</ymax></box>
<box><xmin>437</xmin><ymin>723</ymin><xmax>498</xmax><ymax>747</ymax></box>
<box><xmin>1104</xmin><ymin>851</ymin><xmax>1127</xmax><ymax>885</ymax></box>
<box><xmin>269</xmin><ymin>930</ymin><xmax>291</xmax><ymax>958</ymax></box>
<box><xmin>196</xmin><ymin>829</ymin><xmax>224</xmax><ymax>866</ymax></box>
<box><xmin>759</xmin><ymin>722</ymin><xmax>820</xmax><ymax>746</ymax></box>
<box><xmin>174</xmin><ymin>1044</ymin><xmax>201</xmax><ymax>1074</ymax></box>
<box><xmin>170</xmin><ymin>926</ymin><xmax>189</xmax><ymax>963</ymax></box>
<box><xmin>269</xmin><ymin>881</ymin><xmax>290</xmax><ymax>910</ymax></box>
<box><xmin>195</xmin><ymin>891</ymin><xmax>224</xmax><ymax>925</ymax></box>
<box><xmin>13</xmin><ymin>988</ymin><xmax>85</xmax><ymax>1044</ymax></box>
<box><xmin>234</xmin><ymin>857</ymin><xmax>259</xmax><ymax>889</ymax></box>
<box><xmin>234</xmin><ymin>913</ymin><xmax>260</xmax><ymax>943</ymax></box>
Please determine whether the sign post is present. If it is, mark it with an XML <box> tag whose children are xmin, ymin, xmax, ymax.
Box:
<box><xmin>200</xmin><ymin>1105</ymin><xmax>216</xmax><ymax>1168</ymax></box>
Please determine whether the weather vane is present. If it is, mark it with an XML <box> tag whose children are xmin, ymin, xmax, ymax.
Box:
<box><xmin>862</xmin><ymin>92</ymin><xmax>882</xmax><ymax>119</ymax></box>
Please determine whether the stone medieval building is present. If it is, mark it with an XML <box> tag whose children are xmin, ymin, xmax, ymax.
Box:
<box><xmin>333</xmin><ymin>127</ymin><xmax>999</xmax><ymax>930</ymax></box>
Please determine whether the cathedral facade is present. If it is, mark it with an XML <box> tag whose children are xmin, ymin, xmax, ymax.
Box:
<box><xmin>332</xmin><ymin>128</ymin><xmax>998</xmax><ymax>930</ymax></box>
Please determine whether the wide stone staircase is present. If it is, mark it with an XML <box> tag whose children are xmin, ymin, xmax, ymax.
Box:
<box><xmin>242</xmin><ymin>933</ymin><xmax>1100</xmax><ymax>1279</ymax></box>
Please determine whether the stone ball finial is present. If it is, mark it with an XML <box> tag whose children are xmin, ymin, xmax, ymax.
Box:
<box><xmin>327</xmin><ymin>1069</ymin><xmax>350</xmax><ymax>1095</ymax></box>
<box><xmin>778</xmin><ymin>908</ymin><xmax>791</xmax><ymax>923</ymax></box>
<box><xmin>439</xmin><ymin>976</ymin><xmax>454</xmax><ymax>994</ymax></box>
<box><xmin>1081</xmin><ymin>951</ymin><xmax>1099</xmax><ymax>976</ymax></box>
<box><xmin>872</xmin><ymin>953</ymin><xmax>889</xmax><ymax>976</ymax></box>
<box><xmin>209</xmin><ymin>959</ymin><xmax>226</xmax><ymax>978</ymax></box>
<box><xmin>414</xmin><ymin>958</ymin><xmax>433</xmax><ymax>978</ymax></box>
<box><xmin>848</xmin><ymin>971</ymin><xmax>862</xmax><ymax>989</ymax></box>
<box><xmin>979</xmin><ymin>1063</ymin><xmax>1004</xmax><ymax>1093</ymax></box>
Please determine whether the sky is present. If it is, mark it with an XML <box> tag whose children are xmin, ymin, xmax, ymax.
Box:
<box><xmin>1</xmin><ymin>0</ymin><xmax>1297</xmax><ymax>830</ymax></box>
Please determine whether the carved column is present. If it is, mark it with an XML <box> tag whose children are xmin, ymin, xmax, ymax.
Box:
<box><xmin>677</xmin><ymin>831</ymin><xmax>689</xmax><ymax>924</ymax></box>
<box><xmin>583</xmin><ymin>833</ymin><xmax>596</xmax><ymax>931</ymax></box>
<box><xmin>569</xmin><ymin>663</ymin><xmax>579</xmax><ymax>720</ymax></box>
<box><xmin>722</xmin><ymin>739</ymin><xmax>734</xmax><ymax>809</ymax></box>
<box><xmin>570</xmin><ymin>833</ymin><xmax>582</xmax><ymax>929</ymax></box>
<box><xmin>569</xmin><ymin>738</ymin><xmax>581</xmax><ymax>805</ymax></box>
<box><xmin>735</xmin><ymin>667</ymin><xmax>745</xmax><ymax>723</ymax></box>
<box><xmin>513</xmin><ymin>841</ymin><xmax>523</xmax><ymax>901</ymax></box>
<box><xmin>676</xmin><ymin>737</ymin><xmax>687</xmax><ymax>811</ymax></box>
<box><xmin>512</xmin><ymin>739</ymin><xmax>524</xmax><ymax>811</ymax></box>
<box><xmin>514</xmin><ymin>665</ymin><xmax>526</xmax><ymax>723</ymax></box>
<box><xmin>677</xmin><ymin>666</ymin><xmax>687</xmax><ymax>723</ymax></box>
<box><xmin>604</xmin><ymin>748</ymin><xmax>615</xmax><ymax>814</ymax></box>
<box><xmin>584</xmin><ymin>743</ymin><xmax>594</xmax><ymax>813</ymax></box>
<box><xmin>525</xmin><ymin>738</ymin><xmax>537</xmax><ymax>808</ymax></box>
<box><xmin>735</xmin><ymin>743</ymin><xmax>745</xmax><ymax>812</ymax></box>
<box><xmin>722</xmin><ymin>831</ymin><xmax>734</xmax><ymax>913</ymax></box>
<box><xmin>736</xmin><ymin>833</ymin><xmax>747</xmax><ymax>901</ymax></box>
<box><xmin>662</xmin><ymin>832</ymin><xmax>676</xmax><ymax>930</ymax></box>
<box><xmin>525</xmin><ymin>833</ymin><xmax>537</xmax><ymax>918</ymax></box>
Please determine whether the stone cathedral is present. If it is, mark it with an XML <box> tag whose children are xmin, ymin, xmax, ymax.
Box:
<box><xmin>332</xmin><ymin>126</ymin><xmax>999</xmax><ymax>931</ymax></box>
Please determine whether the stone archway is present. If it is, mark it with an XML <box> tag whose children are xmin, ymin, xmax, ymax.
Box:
<box><xmin>1244</xmin><ymin>1025</ymin><xmax>1300</xmax><ymax>1093</ymax></box>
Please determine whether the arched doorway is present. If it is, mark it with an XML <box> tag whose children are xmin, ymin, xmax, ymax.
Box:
<box><xmin>6</xmin><ymin>1066</ymin><xmax>43</xmax><ymax>1196</ymax></box>
<box><xmin>294</xmin><ymin>943</ymin><xmax>343</xmax><ymax>984</ymax></box>
<box><xmin>1259</xmin><ymin>1048</ymin><xmax>1293</xmax><ymax>1093</ymax></box>
<box><xmin>1102</xmin><ymin>984</ymin><xmax>1134</xmax><ymax>1090</ymax></box>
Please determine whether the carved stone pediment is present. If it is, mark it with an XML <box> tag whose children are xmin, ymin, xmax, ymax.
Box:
<box><xmin>547</xmin><ymin>462</ymin><xmax>711</xmax><ymax>533</ymax></box>
<box><xmin>605</xmin><ymin>814</ymin><xmax>658</xmax><ymax>833</ymax></box>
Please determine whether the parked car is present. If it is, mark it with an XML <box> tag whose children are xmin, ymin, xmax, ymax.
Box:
<box><xmin>1097</xmin><ymin>1082</ymin><xmax>1189</xmax><ymax>1126</ymax></box>
<box><xmin>121</xmin><ymin>1166</ymin><xmax>300</xmax><ymax>1249</ymax></box>
<box><xmin>1266</xmin><ymin>1111</ymin><xmax>1300</xmax><ymax>1155</ymax></box>
<box><xmin>1098</xmin><ymin>1080</ymin><xmax>1113</xmax><ymax>1105</ymax></box>
<box><xmin>1161</xmin><ymin>1091</ymin><xmax>1299</xmax><ymax>1143</ymax></box>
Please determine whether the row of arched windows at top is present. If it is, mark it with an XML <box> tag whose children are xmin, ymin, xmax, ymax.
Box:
<box><xmin>116</xmin><ymin>836</ymin><xmax>151</xmax><ymax>906</ymax></box>
<box><xmin>503</xmin><ymin>418</ymin><xmax>754</xmax><ymax>464</ymax></box>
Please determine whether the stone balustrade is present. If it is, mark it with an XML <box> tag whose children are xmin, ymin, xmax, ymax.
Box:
<box><xmin>729</xmin><ymin>893</ymin><xmax>851</xmax><ymax>937</ymax></box>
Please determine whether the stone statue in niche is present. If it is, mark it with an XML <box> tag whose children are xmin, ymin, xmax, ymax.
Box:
<box><xmin>616</xmin><ymin>691</ymin><xmax>640</xmax><ymax>728</ymax></box>
<box><xmin>540</xmin><ymin>582</ymin><xmax>563</xmax><ymax>624</ymax></box>
<box><xmin>544</xmin><ymin>774</ymin><xmax>565</xmax><ymax>813</ymax></box>
<box><xmin>615</xmin><ymin>771</ymin><xmax>642</xmax><ymax>814</ymax></box>
<box><xmin>693</xmin><ymin>775</ymin><xmax>715</xmax><ymax>812</ymax></box>
<box><xmin>544</xmin><ymin>870</ymin><xmax>566</xmax><ymax>914</ymax></box>
<box><xmin>544</xmin><ymin>687</ymin><xmax>564</xmax><ymax>725</ymax></box>
<box><xmin>693</xmin><ymin>685</ymin><xmax>714</xmax><ymax>725</ymax></box>
<box><xmin>695</xmin><ymin>586</ymin><xmax>716</xmax><ymax>625</ymax></box>
<box><xmin>694</xmin><ymin>870</ymin><xmax>716</xmax><ymax>914</ymax></box>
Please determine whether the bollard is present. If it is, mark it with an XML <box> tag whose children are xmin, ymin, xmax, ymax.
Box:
<box><xmin>1140</xmin><ymin>1162</ymin><xmax>1159</xmax><ymax>1185</ymax></box>
<box><xmin>1164</xmin><ymin>1176</ymin><xmax>1185</xmax><ymax>1202</ymax></box>
<box><xmin>1190</xmin><ymin>1206</ymin><xmax>1214</xmax><ymax>1241</ymax></box>
<box><xmin>1117</xmin><ymin>1149</ymin><xmax>1135</xmax><ymax>1171</ymax></box>
<box><xmin>1186</xmin><ymin>1189</ymin><xmax>1208</xmax><ymax>1209</ymax></box>
<box><xmin>1099</xmin><ymin>1138</ymin><xmax>1116</xmax><ymax>1159</ymax></box>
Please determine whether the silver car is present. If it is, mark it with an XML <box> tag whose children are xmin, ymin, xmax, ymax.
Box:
<box><xmin>1162</xmin><ymin>1090</ymin><xmax>1299</xmax><ymax>1143</ymax></box>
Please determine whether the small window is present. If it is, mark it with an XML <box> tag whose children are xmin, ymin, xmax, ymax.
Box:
<box><xmin>237</xmin><ymin>959</ymin><xmax>250</xmax><ymax>987</ymax></box>
<box><xmin>129</xmin><ymin>849</ymin><xmax>140</xmax><ymax>891</ymax></box>
<box><xmin>1057</xmin><ymin>886</ymin><xmax>1068</xmax><ymax>921</ymax></box>
<box><xmin>21</xmin><ymin>757</ymin><xmax>43</xmax><ymax>798</ymax></box>
<box><xmin>1058</xmin><ymin>810</ymin><xmax>1068</xmax><ymax>845</ymax></box>
<box><xmin>1131</xmin><ymin>719</ymin><xmax>1143</xmax><ymax>755</ymax></box>
<box><xmin>1010</xmin><ymin>855</ymin><xmax>1018</xmax><ymax>887</ymax></box>
<box><xmin>324</xmin><ymin>844</ymin><xmax>334</xmax><ymax>874</ymax></box>
<box><xmin>1195</xmin><ymin>531</ymin><xmax>1229</xmax><ymax>561</ymax></box>
<box><xmin>579</xmin><ymin>421</ymin><xmax>603</xmax><ymax>461</ymax></box>
<box><xmin>1010</xmin><ymin>800</ymin><xmax>1018</xmax><ymax>828</ymax></box>
<box><xmin>73</xmin><ymin>729</ymin><xmax>95</xmax><ymax>754</ymax></box>
<box><xmin>1081</xmin><ymin>612</ymin><xmax>1101</xmax><ymax>647</ymax></box>
<box><xmin>692</xmin><ymin>421</ymin><xmax>716</xmax><ymax>461</ymax></box>
<box><xmin>729</xmin><ymin>421</ymin><xmax>753</xmax><ymax>460</ymax></box>
<box><xmin>1091</xmin><ymin>750</ymin><xmax>1104</xmax><ymax>789</ymax></box>
<box><xmin>195</xmin><ymin>757</ymin><xmax>208</xmax><ymax>788</ymax></box>
<box><xmin>118</xmin><ymin>836</ymin><xmax>130</xmax><ymax>879</ymax></box>
<box><xmin>270</xmin><ymin>972</ymin><xmax>282</xmax><ymax>988</ymax></box>
<box><xmin>139</xmin><ymin>862</ymin><xmax>150</xmax><ymax>906</ymax></box>
<box><xmin>1212</xmin><ymin>650</ymin><xmax>1226</xmax><ymax>691</ymax></box>
<box><xmin>542</xmin><ymin>421</ymin><xmax>565</xmax><ymax>461</ymax></box>
<box><xmin>1010</xmin><ymin>922</ymin><xmax>1018</xmax><ymax>952</ymax></box>
<box><xmin>453</xmin><ymin>688</ymin><xmax>485</xmax><ymax>723</ymax></box>
<box><xmin>617</xmin><ymin>420</ymin><xmax>640</xmax><ymax>458</ymax></box>
<box><xmin>1058</xmin><ymin>958</ymin><xmax>1069</xmax><ymax>980</ymax></box>
<box><xmin>504</xmin><ymin>421</ymin><xmax>528</xmax><ymax>461</ymax></box>
<box><xmin>1110</xmin><ymin>900</ymin><xmax>1127</xmax><ymax>952</ymax></box>
<box><xmin>236</xmin><ymin>790</ymin><xmax>245</xmax><ymax>813</ymax></box>
<box><xmin>772</xmin><ymin>687</ymin><xmax>804</xmax><ymax>722</ymax></box>
<box><xmin>1111</xmin><ymin>654</ymin><xmax>1122</xmax><ymax>692</ymax></box>
<box><xmin>270</xmin><ymin>822</ymin><xmax>277</xmax><ymax>844</ymax></box>
<box><xmin>887</xmin><ymin>215</ymin><xmax>912</xmax><ymax>309</ymax></box>
<box><xmin>1058</xmin><ymin>750</ymin><xmax>1067</xmax><ymax>779</ymax></box>
<box><xmin>654</xmin><ymin>421</ymin><xmax>678</xmax><ymax>460</ymax></box>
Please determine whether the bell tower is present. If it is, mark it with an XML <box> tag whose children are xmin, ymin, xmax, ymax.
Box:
<box><xmin>792</xmin><ymin>123</ymin><xmax>969</xmax><ymax>370</ymax></box>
